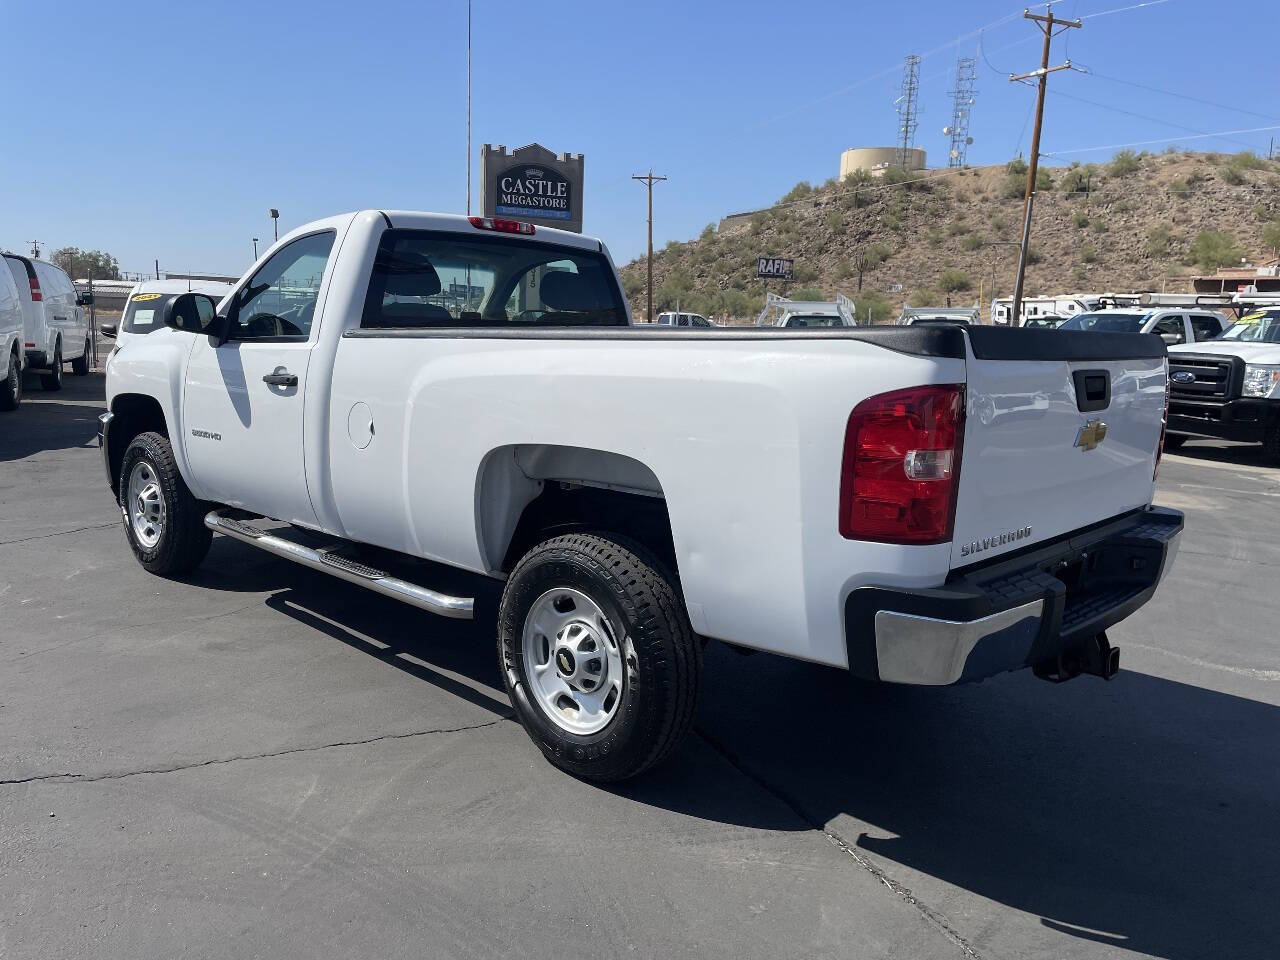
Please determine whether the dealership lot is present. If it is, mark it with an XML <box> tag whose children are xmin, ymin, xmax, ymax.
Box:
<box><xmin>2</xmin><ymin>373</ymin><xmax>1277</xmax><ymax>960</ymax></box>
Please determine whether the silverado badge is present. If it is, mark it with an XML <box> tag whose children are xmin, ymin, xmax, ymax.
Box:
<box><xmin>1075</xmin><ymin>419</ymin><xmax>1108</xmax><ymax>451</ymax></box>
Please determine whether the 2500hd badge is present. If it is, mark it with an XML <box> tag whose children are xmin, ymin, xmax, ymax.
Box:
<box><xmin>190</xmin><ymin>428</ymin><xmax>221</xmax><ymax>441</ymax></box>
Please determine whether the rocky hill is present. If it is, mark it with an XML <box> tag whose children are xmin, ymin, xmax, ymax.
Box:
<box><xmin>618</xmin><ymin>150</ymin><xmax>1280</xmax><ymax>324</ymax></box>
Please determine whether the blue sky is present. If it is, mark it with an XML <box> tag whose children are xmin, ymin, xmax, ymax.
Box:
<box><xmin>2</xmin><ymin>0</ymin><xmax>1277</xmax><ymax>277</ymax></box>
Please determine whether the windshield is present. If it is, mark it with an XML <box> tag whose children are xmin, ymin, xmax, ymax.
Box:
<box><xmin>1218</xmin><ymin>310</ymin><xmax>1280</xmax><ymax>342</ymax></box>
<box><xmin>1058</xmin><ymin>312</ymin><xmax>1149</xmax><ymax>333</ymax></box>
<box><xmin>122</xmin><ymin>292</ymin><xmax>177</xmax><ymax>334</ymax></box>
<box><xmin>784</xmin><ymin>314</ymin><xmax>842</xmax><ymax>327</ymax></box>
<box><xmin>361</xmin><ymin>229</ymin><xmax>626</xmax><ymax>328</ymax></box>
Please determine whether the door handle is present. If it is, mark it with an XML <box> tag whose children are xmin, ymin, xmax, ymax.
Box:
<box><xmin>262</xmin><ymin>370</ymin><xmax>298</xmax><ymax>387</ymax></box>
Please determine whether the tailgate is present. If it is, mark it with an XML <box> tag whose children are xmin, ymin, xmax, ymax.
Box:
<box><xmin>952</xmin><ymin>328</ymin><xmax>1167</xmax><ymax>568</ymax></box>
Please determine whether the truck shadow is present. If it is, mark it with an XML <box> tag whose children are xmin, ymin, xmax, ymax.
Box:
<box><xmin>1166</xmin><ymin>440</ymin><xmax>1269</xmax><ymax>468</ymax></box>
<box><xmin>639</xmin><ymin>646</ymin><xmax>1280</xmax><ymax>960</ymax></box>
<box><xmin>188</xmin><ymin>538</ymin><xmax>1278</xmax><ymax>960</ymax></box>
<box><xmin>0</xmin><ymin>373</ymin><xmax>105</xmax><ymax>461</ymax></box>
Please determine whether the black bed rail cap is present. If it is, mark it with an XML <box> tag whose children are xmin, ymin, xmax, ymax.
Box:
<box><xmin>967</xmin><ymin>326</ymin><xmax>1167</xmax><ymax>362</ymax></box>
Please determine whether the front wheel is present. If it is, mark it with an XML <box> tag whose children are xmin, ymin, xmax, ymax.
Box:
<box><xmin>118</xmin><ymin>431</ymin><xmax>212</xmax><ymax>575</ymax></box>
<box><xmin>40</xmin><ymin>342</ymin><xmax>62</xmax><ymax>391</ymax></box>
<box><xmin>71</xmin><ymin>338</ymin><xmax>90</xmax><ymax>376</ymax></box>
<box><xmin>498</xmin><ymin>533</ymin><xmax>701</xmax><ymax>782</ymax></box>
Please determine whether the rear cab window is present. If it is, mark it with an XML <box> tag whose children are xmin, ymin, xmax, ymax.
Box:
<box><xmin>360</xmin><ymin>229</ymin><xmax>627</xmax><ymax>329</ymax></box>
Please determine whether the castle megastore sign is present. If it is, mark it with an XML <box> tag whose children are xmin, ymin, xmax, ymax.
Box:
<box><xmin>495</xmin><ymin>166</ymin><xmax>572</xmax><ymax>221</ymax></box>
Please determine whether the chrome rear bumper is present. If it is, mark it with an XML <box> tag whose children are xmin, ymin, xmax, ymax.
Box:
<box><xmin>845</xmin><ymin>507</ymin><xmax>1184</xmax><ymax>685</ymax></box>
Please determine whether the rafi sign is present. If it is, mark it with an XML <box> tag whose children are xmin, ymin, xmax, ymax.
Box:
<box><xmin>496</xmin><ymin>166</ymin><xmax>572</xmax><ymax>220</ymax></box>
<box><xmin>757</xmin><ymin>257</ymin><xmax>794</xmax><ymax>280</ymax></box>
<box><xmin>482</xmin><ymin>143</ymin><xmax>585</xmax><ymax>233</ymax></box>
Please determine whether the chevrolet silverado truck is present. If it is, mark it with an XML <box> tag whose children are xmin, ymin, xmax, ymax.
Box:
<box><xmin>1166</xmin><ymin>305</ymin><xmax>1280</xmax><ymax>461</ymax></box>
<box><xmin>99</xmin><ymin>211</ymin><xmax>1183</xmax><ymax>781</ymax></box>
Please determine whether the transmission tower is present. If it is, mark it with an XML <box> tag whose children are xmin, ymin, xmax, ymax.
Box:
<box><xmin>945</xmin><ymin>57</ymin><xmax>978</xmax><ymax>168</ymax></box>
<box><xmin>895</xmin><ymin>55</ymin><xmax>920</xmax><ymax>169</ymax></box>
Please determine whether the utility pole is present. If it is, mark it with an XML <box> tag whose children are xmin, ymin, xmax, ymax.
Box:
<box><xmin>28</xmin><ymin>240</ymin><xmax>41</xmax><ymax>258</ymax></box>
<box><xmin>466</xmin><ymin>0</ymin><xmax>472</xmax><ymax>215</ymax></box>
<box><xmin>632</xmin><ymin>170</ymin><xmax>667</xmax><ymax>323</ymax></box>
<box><xmin>252</xmin><ymin>238</ymin><xmax>259</xmax><ymax>260</ymax></box>
<box><xmin>270</xmin><ymin>208</ymin><xmax>279</xmax><ymax>241</ymax></box>
<box><xmin>1009</xmin><ymin>4</ymin><xmax>1079</xmax><ymax>328</ymax></box>
<box><xmin>155</xmin><ymin>258</ymin><xmax>160</xmax><ymax>280</ymax></box>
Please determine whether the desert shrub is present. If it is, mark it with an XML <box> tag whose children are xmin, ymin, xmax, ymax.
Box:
<box><xmin>1025</xmin><ymin>248</ymin><xmax>1044</xmax><ymax>265</ymax></box>
<box><xmin>780</xmin><ymin>181</ymin><xmax>813</xmax><ymax>203</ymax></box>
<box><xmin>1073</xmin><ymin>210</ymin><xmax>1090</xmax><ymax>228</ymax></box>
<box><xmin>883</xmin><ymin>213</ymin><xmax>903</xmax><ymax>231</ymax></box>
<box><xmin>853</xmin><ymin>292</ymin><xmax>893</xmax><ymax>324</ymax></box>
<box><xmin>937</xmin><ymin>267</ymin><xmax>971</xmax><ymax>292</ymax></box>
<box><xmin>947</xmin><ymin>222</ymin><xmax>970</xmax><ymax>236</ymax></box>
<box><xmin>960</xmin><ymin>233</ymin><xmax>985</xmax><ymax>251</ymax></box>
<box><xmin>925</xmin><ymin>228</ymin><xmax>943</xmax><ymax>247</ymax></box>
<box><xmin>826</xmin><ymin>211</ymin><xmax>846</xmax><ymax>235</ymax></box>
<box><xmin>1262</xmin><ymin>220</ymin><xmax>1280</xmax><ymax>255</ymax></box>
<box><xmin>1109</xmin><ymin>150</ymin><xmax>1141</xmax><ymax>176</ymax></box>
<box><xmin>792</xmin><ymin>263</ymin><xmax>819</xmax><ymax>283</ymax></box>
<box><xmin>1006</xmin><ymin>157</ymin><xmax>1029</xmax><ymax>176</ymax></box>
<box><xmin>1080</xmin><ymin>243</ymin><xmax>1098</xmax><ymax>263</ymax></box>
<box><xmin>1147</xmin><ymin>225</ymin><xmax>1172</xmax><ymax>258</ymax></box>
<box><xmin>792</xmin><ymin>287</ymin><xmax>824</xmax><ymax>300</ymax></box>
<box><xmin>1190</xmin><ymin>230</ymin><xmax>1244</xmax><ymax>272</ymax></box>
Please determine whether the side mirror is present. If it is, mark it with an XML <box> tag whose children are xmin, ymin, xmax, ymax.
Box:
<box><xmin>163</xmin><ymin>293</ymin><xmax>218</xmax><ymax>334</ymax></box>
<box><xmin>99</xmin><ymin>322</ymin><xmax>117</xmax><ymax>340</ymax></box>
<box><xmin>1160</xmin><ymin>333</ymin><xmax>1182</xmax><ymax>345</ymax></box>
<box><xmin>77</xmin><ymin>292</ymin><xmax>94</xmax><ymax>306</ymax></box>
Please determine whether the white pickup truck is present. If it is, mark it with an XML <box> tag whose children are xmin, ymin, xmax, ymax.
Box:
<box><xmin>100</xmin><ymin>210</ymin><xmax>1183</xmax><ymax>781</ymax></box>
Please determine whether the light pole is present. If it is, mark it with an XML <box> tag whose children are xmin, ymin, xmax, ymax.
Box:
<box><xmin>252</xmin><ymin>238</ymin><xmax>259</xmax><ymax>260</ymax></box>
<box><xmin>269</xmin><ymin>208</ymin><xmax>279</xmax><ymax>241</ymax></box>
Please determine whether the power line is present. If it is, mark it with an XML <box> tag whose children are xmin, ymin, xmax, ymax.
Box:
<box><xmin>1072</xmin><ymin>65</ymin><xmax>1280</xmax><ymax>123</ymax></box>
<box><xmin>1044</xmin><ymin>123</ymin><xmax>1280</xmax><ymax>157</ymax></box>
<box><xmin>1047</xmin><ymin>87</ymin><xmax>1259</xmax><ymax>150</ymax></box>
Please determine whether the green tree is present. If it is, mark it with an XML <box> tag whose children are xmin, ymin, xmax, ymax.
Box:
<box><xmin>1189</xmin><ymin>230</ymin><xmax>1244</xmax><ymax>272</ymax></box>
<box><xmin>50</xmin><ymin>246</ymin><xmax>120</xmax><ymax>280</ymax></box>
<box><xmin>780</xmin><ymin>181</ymin><xmax>813</xmax><ymax>203</ymax></box>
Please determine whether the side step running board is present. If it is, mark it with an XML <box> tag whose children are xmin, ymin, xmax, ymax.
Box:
<box><xmin>204</xmin><ymin>511</ymin><xmax>474</xmax><ymax>620</ymax></box>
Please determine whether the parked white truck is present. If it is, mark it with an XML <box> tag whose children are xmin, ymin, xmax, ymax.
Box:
<box><xmin>100</xmin><ymin>211</ymin><xmax>1183</xmax><ymax>780</ymax></box>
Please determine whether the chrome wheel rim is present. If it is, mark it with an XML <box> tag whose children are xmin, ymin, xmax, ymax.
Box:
<box><xmin>126</xmin><ymin>461</ymin><xmax>165</xmax><ymax>549</ymax></box>
<box><xmin>522</xmin><ymin>587</ymin><xmax>625</xmax><ymax>735</ymax></box>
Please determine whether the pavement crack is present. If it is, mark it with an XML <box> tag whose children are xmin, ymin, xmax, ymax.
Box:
<box><xmin>0</xmin><ymin>718</ymin><xmax>507</xmax><ymax>787</ymax></box>
<box><xmin>695</xmin><ymin>725</ymin><xmax>984</xmax><ymax>960</ymax></box>
<box><xmin>0</xmin><ymin>521</ymin><xmax>117</xmax><ymax>547</ymax></box>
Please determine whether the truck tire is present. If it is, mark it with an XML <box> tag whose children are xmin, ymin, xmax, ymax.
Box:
<box><xmin>498</xmin><ymin>533</ymin><xmax>701</xmax><ymax>782</ymax></box>
<box><xmin>1264</xmin><ymin>423</ymin><xmax>1280</xmax><ymax>466</ymax></box>
<box><xmin>1163</xmin><ymin>433</ymin><xmax>1187</xmax><ymax>451</ymax></box>
<box><xmin>40</xmin><ymin>341</ymin><xmax>62</xmax><ymax>391</ymax></box>
<box><xmin>71</xmin><ymin>338</ymin><xmax>90</xmax><ymax>376</ymax></box>
<box><xmin>0</xmin><ymin>349</ymin><xmax>20</xmax><ymax>411</ymax></box>
<box><xmin>118</xmin><ymin>431</ymin><xmax>212</xmax><ymax>575</ymax></box>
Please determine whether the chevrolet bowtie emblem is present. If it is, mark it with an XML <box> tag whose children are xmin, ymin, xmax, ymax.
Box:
<box><xmin>1075</xmin><ymin>419</ymin><xmax>1108</xmax><ymax>451</ymax></box>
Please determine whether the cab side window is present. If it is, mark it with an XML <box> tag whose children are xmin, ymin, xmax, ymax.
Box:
<box><xmin>231</xmin><ymin>232</ymin><xmax>335</xmax><ymax>341</ymax></box>
<box><xmin>1191</xmin><ymin>315</ymin><xmax>1222</xmax><ymax>340</ymax></box>
<box><xmin>1154</xmin><ymin>316</ymin><xmax>1186</xmax><ymax>344</ymax></box>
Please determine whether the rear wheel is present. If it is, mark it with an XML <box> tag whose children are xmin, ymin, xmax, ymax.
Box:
<box><xmin>71</xmin><ymin>338</ymin><xmax>90</xmax><ymax>376</ymax></box>
<box><xmin>0</xmin><ymin>350</ymin><xmax>20</xmax><ymax>411</ymax></box>
<box><xmin>498</xmin><ymin>533</ymin><xmax>700</xmax><ymax>781</ymax></box>
<box><xmin>1163</xmin><ymin>433</ymin><xmax>1187</xmax><ymax>451</ymax></box>
<box><xmin>40</xmin><ymin>341</ymin><xmax>62</xmax><ymax>391</ymax></box>
<box><xmin>118</xmin><ymin>431</ymin><xmax>212</xmax><ymax>575</ymax></box>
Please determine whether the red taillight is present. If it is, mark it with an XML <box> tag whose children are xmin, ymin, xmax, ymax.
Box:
<box><xmin>468</xmin><ymin>215</ymin><xmax>535</xmax><ymax>235</ymax></box>
<box><xmin>28</xmin><ymin>275</ymin><xmax>42</xmax><ymax>301</ymax></box>
<box><xmin>840</xmin><ymin>384</ymin><xmax>965</xmax><ymax>544</ymax></box>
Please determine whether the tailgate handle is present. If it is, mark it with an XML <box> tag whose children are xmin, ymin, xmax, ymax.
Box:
<box><xmin>1073</xmin><ymin>369</ymin><xmax>1111</xmax><ymax>412</ymax></box>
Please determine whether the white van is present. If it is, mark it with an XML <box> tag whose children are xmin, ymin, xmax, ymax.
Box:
<box><xmin>0</xmin><ymin>263</ymin><xmax>24</xmax><ymax>410</ymax></box>
<box><xmin>2</xmin><ymin>254</ymin><xmax>91</xmax><ymax>391</ymax></box>
<box><xmin>105</xmin><ymin>279</ymin><xmax>234</xmax><ymax>350</ymax></box>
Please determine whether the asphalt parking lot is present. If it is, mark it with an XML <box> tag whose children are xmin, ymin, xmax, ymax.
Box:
<box><xmin>2</xmin><ymin>372</ymin><xmax>1277</xmax><ymax>960</ymax></box>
